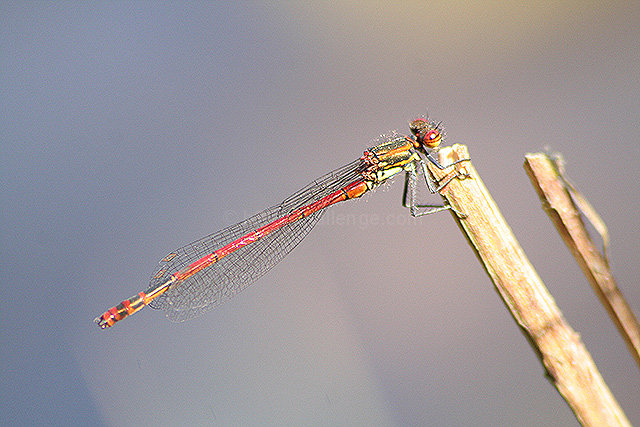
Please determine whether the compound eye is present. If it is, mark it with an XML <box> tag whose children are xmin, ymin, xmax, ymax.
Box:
<box><xmin>422</xmin><ymin>129</ymin><xmax>442</xmax><ymax>148</ymax></box>
<box><xmin>409</xmin><ymin>118</ymin><xmax>428</xmax><ymax>138</ymax></box>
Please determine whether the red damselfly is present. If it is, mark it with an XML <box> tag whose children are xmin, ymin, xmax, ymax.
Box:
<box><xmin>94</xmin><ymin>118</ymin><xmax>469</xmax><ymax>328</ymax></box>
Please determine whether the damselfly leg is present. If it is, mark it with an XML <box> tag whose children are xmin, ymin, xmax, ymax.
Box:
<box><xmin>402</xmin><ymin>157</ymin><xmax>469</xmax><ymax>218</ymax></box>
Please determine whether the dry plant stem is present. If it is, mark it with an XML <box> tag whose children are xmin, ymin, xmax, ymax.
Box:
<box><xmin>427</xmin><ymin>145</ymin><xmax>630</xmax><ymax>427</ymax></box>
<box><xmin>524</xmin><ymin>153</ymin><xmax>640</xmax><ymax>369</ymax></box>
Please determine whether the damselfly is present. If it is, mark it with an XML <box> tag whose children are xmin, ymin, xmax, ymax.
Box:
<box><xmin>94</xmin><ymin>118</ymin><xmax>469</xmax><ymax>328</ymax></box>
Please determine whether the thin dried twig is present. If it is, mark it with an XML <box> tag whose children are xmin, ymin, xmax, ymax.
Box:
<box><xmin>426</xmin><ymin>145</ymin><xmax>630</xmax><ymax>427</ymax></box>
<box><xmin>524</xmin><ymin>152</ymin><xmax>640</xmax><ymax>369</ymax></box>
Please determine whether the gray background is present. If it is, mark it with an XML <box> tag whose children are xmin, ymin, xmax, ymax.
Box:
<box><xmin>2</xmin><ymin>2</ymin><xmax>639</xmax><ymax>426</ymax></box>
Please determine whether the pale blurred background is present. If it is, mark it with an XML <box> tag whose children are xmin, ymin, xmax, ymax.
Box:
<box><xmin>1</xmin><ymin>2</ymin><xmax>639</xmax><ymax>426</ymax></box>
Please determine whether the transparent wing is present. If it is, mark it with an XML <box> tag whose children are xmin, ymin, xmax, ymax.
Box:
<box><xmin>148</xmin><ymin>158</ymin><xmax>364</xmax><ymax>322</ymax></box>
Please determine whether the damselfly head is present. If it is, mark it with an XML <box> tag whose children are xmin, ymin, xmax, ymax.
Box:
<box><xmin>410</xmin><ymin>118</ymin><xmax>444</xmax><ymax>150</ymax></box>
